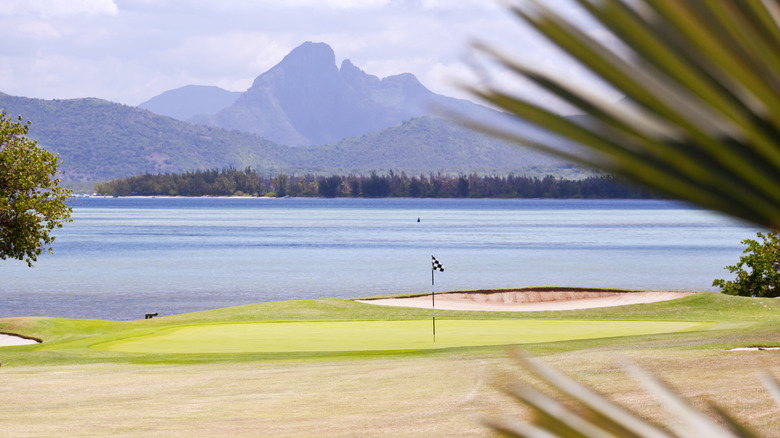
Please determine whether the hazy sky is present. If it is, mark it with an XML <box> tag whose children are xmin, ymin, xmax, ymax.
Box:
<box><xmin>0</xmin><ymin>0</ymin><xmax>619</xmax><ymax>111</ymax></box>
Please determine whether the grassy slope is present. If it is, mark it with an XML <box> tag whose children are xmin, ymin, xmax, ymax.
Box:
<box><xmin>1</xmin><ymin>292</ymin><xmax>778</xmax><ymax>367</ymax></box>
<box><xmin>2</xmin><ymin>292</ymin><xmax>780</xmax><ymax>437</ymax></box>
<box><xmin>95</xmin><ymin>320</ymin><xmax>703</xmax><ymax>354</ymax></box>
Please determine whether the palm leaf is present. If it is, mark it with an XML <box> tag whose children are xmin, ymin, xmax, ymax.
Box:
<box><xmin>487</xmin><ymin>350</ymin><xmax>778</xmax><ymax>437</ymax></box>
<box><xmin>460</xmin><ymin>0</ymin><xmax>780</xmax><ymax>229</ymax></box>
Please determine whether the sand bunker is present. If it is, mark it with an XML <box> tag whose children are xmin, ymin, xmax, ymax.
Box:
<box><xmin>0</xmin><ymin>333</ymin><xmax>40</xmax><ymax>347</ymax></box>
<box><xmin>358</xmin><ymin>289</ymin><xmax>695</xmax><ymax>312</ymax></box>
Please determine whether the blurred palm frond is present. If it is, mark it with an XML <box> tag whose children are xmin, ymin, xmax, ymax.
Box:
<box><xmin>461</xmin><ymin>0</ymin><xmax>780</xmax><ymax>229</ymax></box>
<box><xmin>487</xmin><ymin>350</ymin><xmax>775</xmax><ymax>437</ymax></box>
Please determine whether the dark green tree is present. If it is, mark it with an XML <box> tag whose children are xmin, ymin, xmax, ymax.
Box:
<box><xmin>0</xmin><ymin>111</ymin><xmax>72</xmax><ymax>266</ymax></box>
<box><xmin>456</xmin><ymin>176</ymin><xmax>469</xmax><ymax>197</ymax></box>
<box><xmin>273</xmin><ymin>173</ymin><xmax>289</xmax><ymax>197</ymax></box>
<box><xmin>713</xmin><ymin>231</ymin><xmax>780</xmax><ymax>297</ymax></box>
<box><xmin>317</xmin><ymin>175</ymin><xmax>342</xmax><ymax>198</ymax></box>
<box><xmin>361</xmin><ymin>171</ymin><xmax>391</xmax><ymax>197</ymax></box>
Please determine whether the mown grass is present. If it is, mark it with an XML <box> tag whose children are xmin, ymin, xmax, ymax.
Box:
<box><xmin>1</xmin><ymin>291</ymin><xmax>779</xmax><ymax>437</ymax></box>
<box><xmin>0</xmin><ymin>292</ymin><xmax>778</xmax><ymax>367</ymax></box>
<box><xmin>94</xmin><ymin>320</ymin><xmax>703</xmax><ymax>354</ymax></box>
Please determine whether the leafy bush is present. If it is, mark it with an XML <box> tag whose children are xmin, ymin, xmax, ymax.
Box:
<box><xmin>713</xmin><ymin>232</ymin><xmax>780</xmax><ymax>297</ymax></box>
<box><xmin>0</xmin><ymin>111</ymin><xmax>72</xmax><ymax>266</ymax></box>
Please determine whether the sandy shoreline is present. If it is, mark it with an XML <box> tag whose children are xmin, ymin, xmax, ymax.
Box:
<box><xmin>0</xmin><ymin>334</ymin><xmax>40</xmax><ymax>347</ymax></box>
<box><xmin>357</xmin><ymin>289</ymin><xmax>696</xmax><ymax>312</ymax></box>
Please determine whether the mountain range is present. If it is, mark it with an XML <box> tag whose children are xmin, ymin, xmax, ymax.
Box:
<box><xmin>138</xmin><ymin>85</ymin><xmax>241</xmax><ymax>121</ymax></box>
<box><xmin>1</xmin><ymin>42</ymin><xmax>576</xmax><ymax>189</ymax></box>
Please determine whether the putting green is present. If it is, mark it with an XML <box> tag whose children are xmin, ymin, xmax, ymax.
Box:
<box><xmin>95</xmin><ymin>319</ymin><xmax>704</xmax><ymax>353</ymax></box>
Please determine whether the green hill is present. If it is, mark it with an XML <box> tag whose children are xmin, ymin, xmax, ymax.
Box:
<box><xmin>309</xmin><ymin>116</ymin><xmax>566</xmax><ymax>175</ymax></box>
<box><xmin>0</xmin><ymin>92</ymin><xmax>293</xmax><ymax>184</ymax></box>
<box><xmin>0</xmin><ymin>93</ymin><xmax>575</xmax><ymax>190</ymax></box>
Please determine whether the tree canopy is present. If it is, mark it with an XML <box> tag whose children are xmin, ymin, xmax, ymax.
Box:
<box><xmin>93</xmin><ymin>167</ymin><xmax>656</xmax><ymax>199</ymax></box>
<box><xmin>0</xmin><ymin>111</ymin><xmax>72</xmax><ymax>266</ymax></box>
<box><xmin>713</xmin><ymin>231</ymin><xmax>780</xmax><ymax>297</ymax></box>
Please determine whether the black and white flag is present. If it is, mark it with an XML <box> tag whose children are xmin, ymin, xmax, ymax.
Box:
<box><xmin>431</xmin><ymin>255</ymin><xmax>444</xmax><ymax>272</ymax></box>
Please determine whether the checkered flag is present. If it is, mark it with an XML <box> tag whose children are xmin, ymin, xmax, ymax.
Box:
<box><xmin>431</xmin><ymin>255</ymin><xmax>444</xmax><ymax>272</ymax></box>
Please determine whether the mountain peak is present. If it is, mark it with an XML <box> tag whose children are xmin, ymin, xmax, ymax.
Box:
<box><xmin>248</xmin><ymin>41</ymin><xmax>339</xmax><ymax>91</ymax></box>
<box><xmin>340</xmin><ymin>59</ymin><xmax>380</xmax><ymax>88</ymax></box>
<box><xmin>277</xmin><ymin>41</ymin><xmax>335</xmax><ymax>71</ymax></box>
<box><xmin>382</xmin><ymin>73</ymin><xmax>425</xmax><ymax>90</ymax></box>
<box><xmin>339</xmin><ymin>59</ymin><xmax>360</xmax><ymax>74</ymax></box>
<box><xmin>207</xmin><ymin>42</ymin><xmax>461</xmax><ymax>146</ymax></box>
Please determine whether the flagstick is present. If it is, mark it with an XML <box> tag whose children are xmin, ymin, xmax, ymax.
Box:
<box><xmin>431</xmin><ymin>267</ymin><xmax>436</xmax><ymax>342</ymax></box>
<box><xmin>430</xmin><ymin>255</ymin><xmax>443</xmax><ymax>343</ymax></box>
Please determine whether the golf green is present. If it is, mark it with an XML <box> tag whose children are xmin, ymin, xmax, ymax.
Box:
<box><xmin>95</xmin><ymin>319</ymin><xmax>704</xmax><ymax>353</ymax></box>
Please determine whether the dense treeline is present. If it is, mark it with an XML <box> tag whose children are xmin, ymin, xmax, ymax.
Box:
<box><xmin>94</xmin><ymin>168</ymin><xmax>659</xmax><ymax>199</ymax></box>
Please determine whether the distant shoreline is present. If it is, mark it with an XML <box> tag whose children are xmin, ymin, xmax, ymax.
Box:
<box><xmin>81</xmin><ymin>195</ymin><xmax>661</xmax><ymax>200</ymax></box>
<box><xmin>92</xmin><ymin>170</ymin><xmax>660</xmax><ymax>199</ymax></box>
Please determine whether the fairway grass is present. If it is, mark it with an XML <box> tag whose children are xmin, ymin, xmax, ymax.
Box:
<box><xmin>2</xmin><ymin>292</ymin><xmax>780</xmax><ymax>436</ymax></box>
<box><xmin>96</xmin><ymin>320</ymin><xmax>704</xmax><ymax>353</ymax></box>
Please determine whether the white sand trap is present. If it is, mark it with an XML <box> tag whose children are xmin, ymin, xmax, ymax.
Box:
<box><xmin>0</xmin><ymin>333</ymin><xmax>39</xmax><ymax>347</ymax></box>
<box><xmin>358</xmin><ymin>289</ymin><xmax>696</xmax><ymax>312</ymax></box>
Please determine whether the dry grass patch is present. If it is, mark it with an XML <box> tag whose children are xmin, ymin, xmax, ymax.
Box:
<box><xmin>2</xmin><ymin>293</ymin><xmax>779</xmax><ymax>436</ymax></box>
<box><xmin>3</xmin><ymin>348</ymin><xmax>780</xmax><ymax>437</ymax></box>
<box><xmin>0</xmin><ymin>356</ymin><xmax>520</xmax><ymax>437</ymax></box>
<box><xmin>491</xmin><ymin>348</ymin><xmax>780</xmax><ymax>436</ymax></box>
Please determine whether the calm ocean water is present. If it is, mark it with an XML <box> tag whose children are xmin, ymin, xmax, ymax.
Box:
<box><xmin>0</xmin><ymin>197</ymin><xmax>758</xmax><ymax>320</ymax></box>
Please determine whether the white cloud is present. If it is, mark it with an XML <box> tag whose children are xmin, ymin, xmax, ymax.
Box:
<box><xmin>131</xmin><ymin>0</ymin><xmax>392</xmax><ymax>13</ymax></box>
<box><xmin>0</xmin><ymin>0</ymin><xmax>610</xmax><ymax>112</ymax></box>
<box><xmin>0</xmin><ymin>0</ymin><xmax>118</xmax><ymax>18</ymax></box>
<box><xmin>275</xmin><ymin>0</ymin><xmax>390</xmax><ymax>8</ymax></box>
<box><xmin>2</xmin><ymin>16</ymin><xmax>61</xmax><ymax>40</ymax></box>
<box><xmin>417</xmin><ymin>0</ymin><xmax>498</xmax><ymax>11</ymax></box>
